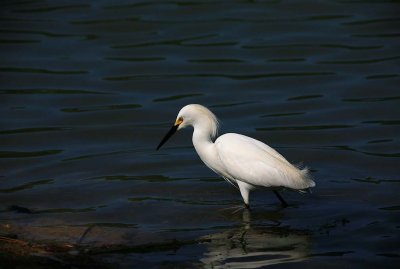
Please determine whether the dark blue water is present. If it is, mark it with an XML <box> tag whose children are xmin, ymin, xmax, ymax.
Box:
<box><xmin>1</xmin><ymin>0</ymin><xmax>399</xmax><ymax>268</ymax></box>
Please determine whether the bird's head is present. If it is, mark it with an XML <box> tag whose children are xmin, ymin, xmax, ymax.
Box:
<box><xmin>156</xmin><ymin>104</ymin><xmax>219</xmax><ymax>150</ymax></box>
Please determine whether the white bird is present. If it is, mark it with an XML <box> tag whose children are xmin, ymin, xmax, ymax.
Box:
<box><xmin>157</xmin><ymin>104</ymin><xmax>315</xmax><ymax>208</ymax></box>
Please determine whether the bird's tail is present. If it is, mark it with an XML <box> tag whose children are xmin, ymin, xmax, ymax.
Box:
<box><xmin>299</xmin><ymin>166</ymin><xmax>316</xmax><ymax>189</ymax></box>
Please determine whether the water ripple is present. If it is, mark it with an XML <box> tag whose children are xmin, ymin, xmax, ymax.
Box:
<box><xmin>70</xmin><ymin>18</ymin><xmax>140</xmax><ymax>25</ymax></box>
<box><xmin>310</xmin><ymin>251</ymin><xmax>353</xmax><ymax>257</ymax></box>
<box><xmin>36</xmin><ymin>207</ymin><xmax>96</xmax><ymax>214</ymax></box>
<box><xmin>367</xmin><ymin>139</ymin><xmax>393</xmax><ymax>144</ymax></box>
<box><xmin>342</xmin><ymin>96</ymin><xmax>400</xmax><ymax>102</ymax></box>
<box><xmin>111</xmin><ymin>34</ymin><xmax>218</xmax><ymax>48</ymax></box>
<box><xmin>88</xmin><ymin>174</ymin><xmax>184</xmax><ymax>182</ymax></box>
<box><xmin>188</xmin><ymin>58</ymin><xmax>244</xmax><ymax>63</ymax></box>
<box><xmin>0</xmin><ymin>89</ymin><xmax>107</xmax><ymax>95</ymax></box>
<box><xmin>343</xmin><ymin>17</ymin><xmax>400</xmax><ymax>25</ymax></box>
<box><xmin>153</xmin><ymin>93</ymin><xmax>203</xmax><ymax>102</ymax></box>
<box><xmin>353</xmin><ymin>32</ymin><xmax>400</xmax><ymax>38</ymax></box>
<box><xmin>362</xmin><ymin>120</ymin><xmax>400</xmax><ymax>125</ymax></box>
<box><xmin>0</xmin><ymin>179</ymin><xmax>53</xmax><ymax>193</ymax></box>
<box><xmin>0</xmin><ymin>150</ymin><xmax>62</xmax><ymax>158</ymax></box>
<box><xmin>60</xmin><ymin>104</ymin><xmax>141</xmax><ymax>113</ymax></box>
<box><xmin>0</xmin><ymin>127</ymin><xmax>66</xmax><ymax>135</ymax></box>
<box><xmin>104</xmin><ymin>1</ymin><xmax>209</xmax><ymax>9</ymax></box>
<box><xmin>129</xmin><ymin>197</ymin><xmax>238</xmax><ymax>206</ymax></box>
<box><xmin>351</xmin><ymin>177</ymin><xmax>400</xmax><ymax>184</ymax></box>
<box><xmin>269</xmin><ymin>58</ymin><xmax>306</xmax><ymax>62</ymax></box>
<box><xmin>62</xmin><ymin>149</ymin><xmax>134</xmax><ymax>162</ymax></box>
<box><xmin>256</xmin><ymin>125</ymin><xmax>354</xmax><ymax>131</ymax></box>
<box><xmin>379</xmin><ymin>206</ymin><xmax>400</xmax><ymax>211</ymax></box>
<box><xmin>0</xmin><ymin>39</ymin><xmax>40</xmax><ymax>44</ymax></box>
<box><xmin>319</xmin><ymin>44</ymin><xmax>383</xmax><ymax>50</ymax></box>
<box><xmin>13</xmin><ymin>4</ymin><xmax>90</xmax><ymax>13</ymax></box>
<box><xmin>366</xmin><ymin>74</ymin><xmax>399</xmax><ymax>79</ymax></box>
<box><xmin>0</xmin><ymin>29</ymin><xmax>93</xmax><ymax>39</ymax></box>
<box><xmin>261</xmin><ymin>112</ymin><xmax>305</xmax><ymax>118</ymax></box>
<box><xmin>242</xmin><ymin>43</ymin><xmax>383</xmax><ymax>50</ymax></box>
<box><xmin>104</xmin><ymin>72</ymin><xmax>336</xmax><ymax>81</ymax></box>
<box><xmin>210</xmin><ymin>102</ymin><xmax>253</xmax><ymax>108</ymax></box>
<box><xmin>327</xmin><ymin>145</ymin><xmax>400</xmax><ymax>158</ymax></box>
<box><xmin>0</xmin><ymin>67</ymin><xmax>87</xmax><ymax>75</ymax></box>
<box><xmin>318</xmin><ymin>56</ymin><xmax>400</xmax><ymax>64</ymax></box>
<box><xmin>287</xmin><ymin>94</ymin><xmax>323</xmax><ymax>101</ymax></box>
<box><xmin>105</xmin><ymin>57</ymin><xmax>165</xmax><ymax>62</ymax></box>
<box><xmin>181</xmin><ymin>41</ymin><xmax>238</xmax><ymax>47</ymax></box>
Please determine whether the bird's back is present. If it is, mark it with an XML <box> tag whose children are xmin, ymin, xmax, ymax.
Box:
<box><xmin>214</xmin><ymin>133</ymin><xmax>315</xmax><ymax>190</ymax></box>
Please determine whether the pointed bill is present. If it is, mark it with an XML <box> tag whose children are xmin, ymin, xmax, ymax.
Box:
<box><xmin>156</xmin><ymin>117</ymin><xmax>183</xmax><ymax>150</ymax></box>
<box><xmin>156</xmin><ymin>124</ymin><xmax>178</xmax><ymax>150</ymax></box>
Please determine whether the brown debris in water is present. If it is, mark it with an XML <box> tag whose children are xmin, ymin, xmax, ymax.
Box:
<box><xmin>0</xmin><ymin>234</ymin><xmax>117</xmax><ymax>269</ymax></box>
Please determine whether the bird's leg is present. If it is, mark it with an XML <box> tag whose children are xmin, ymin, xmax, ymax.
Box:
<box><xmin>237</xmin><ymin>180</ymin><xmax>252</xmax><ymax>208</ymax></box>
<box><xmin>273</xmin><ymin>190</ymin><xmax>288</xmax><ymax>208</ymax></box>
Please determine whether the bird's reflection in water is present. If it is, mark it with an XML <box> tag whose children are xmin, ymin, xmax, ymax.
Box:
<box><xmin>200</xmin><ymin>209</ymin><xmax>311</xmax><ymax>268</ymax></box>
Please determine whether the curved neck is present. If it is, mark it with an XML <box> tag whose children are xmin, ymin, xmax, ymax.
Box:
<box><xmin>191</xmin><ymin>120</ymin><xmax>226</xmax><ymax>177</ymax></box>
<box><xmin>192</xmin><ymin>123</ymin><xmax>214</xmax><ymax>150</ymax></box>
<box><xmin>191</xmin><ymin>116</ymin><xmax>219</xmax><ymax>163</ymax></box>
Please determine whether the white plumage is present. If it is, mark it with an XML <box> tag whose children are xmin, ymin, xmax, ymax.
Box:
<box><xmin>157</xmin><ymin>104</ymin><xmax>315</xmax><ymax>207</ymax></box>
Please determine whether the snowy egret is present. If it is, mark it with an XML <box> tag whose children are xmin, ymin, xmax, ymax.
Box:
<box><xmin>157</xmin><ymin>104</ymin><xmax>315</xmax><ymax>208</ymax></box>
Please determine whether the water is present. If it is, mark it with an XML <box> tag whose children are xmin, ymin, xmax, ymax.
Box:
<box><xmin>0</xmin><ymin>0</ymin><xmax>399</xmax><ymax>268</ymax></box>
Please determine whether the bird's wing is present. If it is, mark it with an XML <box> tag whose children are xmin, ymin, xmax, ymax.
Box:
<box><xmin>226</xmin><ymin>133</ymin><xmax>290</xmax><ymax>164</ymax></box>
<box><xmin>215</xmin><ymin>133</ymin><xmax>313</xmax><ymax>189</ymax></box>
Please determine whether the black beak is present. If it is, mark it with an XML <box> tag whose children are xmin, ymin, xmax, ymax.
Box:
<box><xmin>156</xmin><ymin>124</ymin><xmax>179</xmax><ymax>150</ymax></box>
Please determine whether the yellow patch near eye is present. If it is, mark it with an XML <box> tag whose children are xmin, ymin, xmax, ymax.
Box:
<box><xmin>174</xmin><ymin>117</ymin><xmax>183</xmax><ymax>126</ymax></box>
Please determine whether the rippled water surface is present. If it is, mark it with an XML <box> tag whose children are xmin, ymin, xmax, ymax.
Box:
<box><xmin>1</xmin><ymin>0</ymin><xmax>399</xmax><ymax>268</ymax></box>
